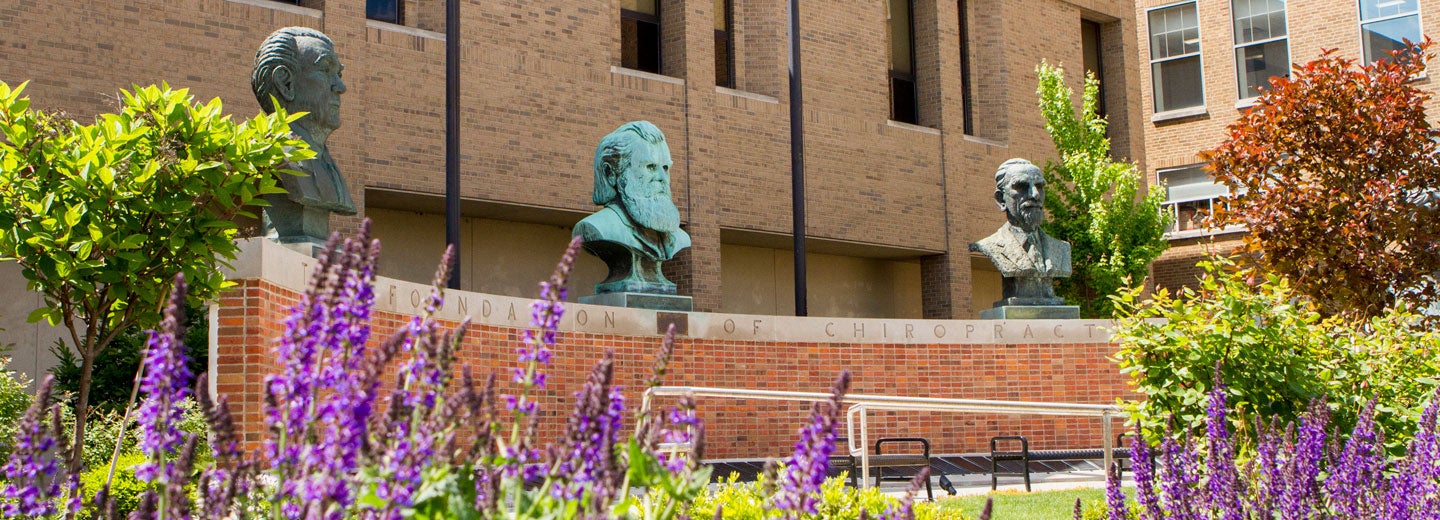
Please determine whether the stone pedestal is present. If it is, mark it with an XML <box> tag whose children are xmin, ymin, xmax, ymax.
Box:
<box><xmin>579</xmin><ymin>292</ymin><xmax>693</xmax><ymax>312</ymax></box>
<box><xmin>980</xmin><ymin>305</ymin><xmax>1080</xmax><ymax>320</ymax></box>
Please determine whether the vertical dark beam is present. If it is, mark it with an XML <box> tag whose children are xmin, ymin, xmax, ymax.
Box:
<box><xmin>445</xmin><ymin>0</ymin><xmax>461</xmax><ymax>289</ymax></box>
<box><xmin>788</xmin><ymin>0</ymin><xmax>807</xmax><ymax>316</ymax></box>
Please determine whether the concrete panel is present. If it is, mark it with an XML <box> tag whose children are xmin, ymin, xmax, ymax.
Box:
<box><xmin>721</xmin><ymin>244</ymin><xmax>923</xmax><ymax>319</ymax></box>
<box><xmin>369</xmin><ymin>208</ymin><xmax>608</xmax><ymax>299</ymax></box>
<box><xmin>0</xmin><ymin>263</ymin><xmax>67</xmax><ymax>385</ymax></box>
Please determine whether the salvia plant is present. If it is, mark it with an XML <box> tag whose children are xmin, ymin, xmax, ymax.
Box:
<box><xmin>1103</xmin><ymin>369</ymin><xmax>1440</xmax><ymax>520</ymax></box>
<box><xmin>1</xmin><ymin>220</ymin><xmax>929</xmax><ymax>520</ymax></box>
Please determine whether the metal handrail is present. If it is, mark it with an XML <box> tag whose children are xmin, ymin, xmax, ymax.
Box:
<box><xmin>643</xmin><ymin>385</ymin><xmax>1124</xmax><ymax>487</ymax></box>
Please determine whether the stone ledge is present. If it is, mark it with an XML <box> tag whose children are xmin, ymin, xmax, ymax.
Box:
<box><xmin>224</xmin><ymin>238</ymin><xmax>1116</xmax><ymax>345</ymax></box>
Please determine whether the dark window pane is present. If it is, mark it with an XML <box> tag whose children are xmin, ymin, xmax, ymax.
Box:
<box><xmin>367</xmin><ymin>0</ymin><xmax>400</xmax><ymax>24</ymax></box>
<box><xmin>1360</xmin><ymin>0</ymin><xmax>1418</xmax><ymax>20</ymax></box>
<box><xmin>891</xmin><ymin>75</ymin><xmax>918</xmax><ymax>124</ymax></box>
<box><xmin>715</xmin><ymin>29</ymin><xmax>733</xmax><ymax>87</ymax></box>
<box><xmin>1082</xmin><ymin>19</ymin><xmax>1106</xmax><ymax>119</ymax></box>
<box><xmin>1362</xmin><ymin>15</ymin><xmax>1421</xmax><ymax>63</ymax></box>
<box><xmin>622</xmin><ymin>15</ymin><xmax>661</xmax><ymax>73</ymax></box>
<box><xmin>1153</xmin><ymin>56</ymin><xmax>1204</xmax><ymax>112</ymax></box>
<box><xmin>1236</xmin><ymin>39</ymin><xmax>1289</xmax><ymax>98</ymax></box>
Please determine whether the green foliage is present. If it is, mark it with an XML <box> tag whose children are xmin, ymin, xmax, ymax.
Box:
<box><xmin>687</xmin><ymin>472</ymin><xmax>964</xmax><ymax>520</ymax></box>
<box><xmin>1112</xmin><ymin>258</ymin><xmax>1440</xmax><ymax>448</ymax></box>
<box><xmin>1203</xmin><ymin>43</ymin><xmax>1440</xmax><ymax>319</ymax></box>
<box><xmin>76</xmin><ymin>451</ymin><xmax>147</xmax><ymax>520</ymax></box>
<box><xmin>50</xmin><ymin>303</ymin><xmax>208</xmax><ymax>413</ymax></box>
<box><xmin>0</xmin><ymin>356</ymin><xmax>33</xmax><ymax>461</ymax></box>
<box><xmin>1035</xmin><ymin>62</ymin><xmax>1170</xmax><ymax>318</ymax></box>
<box><xmin>0</xmin><ymin>79</ymin><xmax>306</xmax><ymax>465</ymax></box>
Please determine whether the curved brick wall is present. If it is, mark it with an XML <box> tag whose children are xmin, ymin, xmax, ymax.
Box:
<box><xmin>214</xmin><ymin>240</ymin><xmax>1132</xmax><ymax>459</ymax></box>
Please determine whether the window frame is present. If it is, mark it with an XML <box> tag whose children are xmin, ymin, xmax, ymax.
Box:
<box><xmin>1157</xmin><ymin>164</ymin><xmax>1246</xmax><ymax>238</ymax></box>
<box><xmin>888</xmin><ymin>0</ymin><xmax>919</xmax><ymax>124</ymax></box>
<box><xmin>621</xmin><ymin>3</ymin><xmax>663</xmax><ymax>74</ymax></box>
<box><xmin>365</xmin><ymin>0</ymin><xmax>403</xmax><ymax>25</ymax></box>
<box><xmin>958</xmin><ymin>0</ymin><xmax>975</xmax><ymax>135</ymax></box>
<box><xmin>1357</xmin><ymin>0</ymin><xmax>1424</xmax><ymax>64</ymax></box>
<box><xmin>1230</xmin><ymin>0</ymin><xmax>1290</xmax><ymax>102</ymax></box>
<box><xmin>714</xmin><ymin>0</ymin><xmax>735</xmax><ymax>88</ymax></box>
<box><xmin>1147</xmin><ymin>1</ymin><xmax>1207</xmax><ymax>116</ymax></box>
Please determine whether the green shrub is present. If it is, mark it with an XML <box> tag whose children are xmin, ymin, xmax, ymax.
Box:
<box><xmin>1112</xmin><ymin>258</ymin><xmax>1440</xmax><ymax>449</ymax></box>
<box><xmin>77</xmin><ymin>451</ymin><xmax>147</xmax><ymax>519</ymax></box>
<box><xmin>687</xmin><ymin>472</ymin><xmax>967</xmax><ymax>520</ymax></box>
<box><xmin>0</xmin><ymin>355</ymin><xmax>33</xmax><ymax>461</ymax></box>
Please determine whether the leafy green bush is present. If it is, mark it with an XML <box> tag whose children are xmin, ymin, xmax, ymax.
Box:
<box><xmin>687</xmin><ymin>472</ymin><xmax>967</xmax><ymax>520</ymax></box>
<box><xmin>1112</xmin><ymin>258</ymin><xmax>1440</xmax><ymax>448</ymax></box>
<box><xmin>0</xmin><ymin>355</ymin><xmax>33</xmax><ymax>461</ymax></box>
<box><xmin>77</xmin><ymin>451</ymin><xmax>147</xmax><ymax>520</ymax></box>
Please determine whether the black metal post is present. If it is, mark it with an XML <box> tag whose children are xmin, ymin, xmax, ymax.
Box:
<box><xmin>788</xmin><ymin>0</ymin><xmax>807</xmax><ymax>316</ymax></box>
<box><xmin>445</xmin><ymin>0</ymin><xmax>461</xmax><ymax>289</ymax></box>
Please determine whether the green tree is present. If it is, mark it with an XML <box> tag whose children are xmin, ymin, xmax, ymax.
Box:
<box><xmin>1035</xmin><ymin>62</ymin><xmax>1170</xmax><ymax>318</ymax></box>
<box><xmin>0</xmin><ymin>81</ymin><xmax>308</xmax><ymax>469</ymax></box>
<box><xmin>1202</xmin><ymin>43</ymin><xmax>1440</xmax><ymax>319</ymax></box>
<box><xmin>49</xmin><ymin>302</ymin><xmax>209</xmax><ymax>414</ymax></box>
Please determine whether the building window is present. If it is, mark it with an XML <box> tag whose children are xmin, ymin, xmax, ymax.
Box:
<box><xmin>366</xmin><ymin>0</ymin><xmax>401</xmax><ymax>24</ymax></box>
<box><xmin>1232</xmin><ymin>0</ymin><xmax>1288</xmax><ymax>99</ymax></box>
<box><xmin>715</xmin><ymin>0</ymin><xmax>735</xmax><ymax>88</ymax></box>
<box><xmin>1082</xmin><ymin>19</ymin><xmax>1107</xmax><ymax>119</ymax></box>
<box><xmin>622</xmin><ymin>0</ymin><xmax>661</xmax><ymax>73</ymax></box>
<box><xmin>888</xmin><ymin>0</ymin><xmax>918</xmax><ymax>124</ymax></box>
<box><xmin>1359</xmin><ymin>0</ymin><xmax>1422</xmax><ymax>63</ymax></box>
<box><xmin>958</xmin><ymin>0</ymin><xmax>974</xmax><ymax>135</ymax></box>
<box><xmin>1159</xmin><ymin>165</ymin><xmax>1236</xmax><ymax>235</ymax></box>
<box><xmin>1148</xmin><ymin>2</ymin><xmax>1204</xmax><ymax>113</ymax></box>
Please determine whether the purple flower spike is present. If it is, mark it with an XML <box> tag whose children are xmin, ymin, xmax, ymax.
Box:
<box><xmin>771</xmin><ymin>371</ymin><xmax>851</xmax><ymax>516</ymax></box>
<box><xmin>1326</xmin><ymin>399</ymin><xmax>1385</xmax><ymax>519</ymax></box>
<box><xmin>1203</xmin><ymin>376</ymin><xmax>1242</xmax><ymax>520</ymax></box>
<box><xmin>1</xmin><ymin>376</ymin><xmax>68</xmax><ymax>517</ymax></box>
<box><xmin>1158</xmin><ymin>424</ymin><xmax>1200</xmax><ymax>520</ymax></box>
<box><xmin>1277</xmin><ymin>401</ymin><xmax>1326</xmax><ymax>520</ymax></box>
<box><xmin>134</xmin><ymin>274</ymin><xmax>196</xmax><ymax>484</ymax></box>
<box><xmin>262</xmin><ymin>222</ymin><xmax>384</xmax><ymax>518</ymax></box>
<box><xmin>1104</xmin><ymin>462</ymin><xmax>1129</xmax><ymax>520</ymax></box>
<box><xmin>505</xmin><ymin>236</ymin><xmax>582</xmax><ymax>452</ymax></box>
<box><xmin>1129</xmin><ymin>427</ymin><xmax>1162</xmax><ymax>520</ymax></box>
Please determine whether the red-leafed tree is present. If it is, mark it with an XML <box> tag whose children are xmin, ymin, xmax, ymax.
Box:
<box><xmin>1202</xmin><ymin>41</ymin><xmax>1440</xmax><ymax>318</ymax></box>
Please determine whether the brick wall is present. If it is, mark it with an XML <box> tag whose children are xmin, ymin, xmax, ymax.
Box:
<box><xmin>0</xmin><ymin>0</ymin><xmax>1144</xmax><ymax>318</ymax></box>
<box><xmin>1136</xmin><ymin>0</ymin><xmax>1440</xmax><ymax>288</ymax></box>
<box><xmin>214</xmin><ymin>276</ymin><xmax>1131</xmax><ymax>459</ymax></box>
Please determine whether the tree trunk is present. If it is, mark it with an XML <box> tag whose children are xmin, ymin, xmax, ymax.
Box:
<box><xmin>69</xmin><ymin>347</ymin><xmax>97</xmax><ymax>473</ymax></box>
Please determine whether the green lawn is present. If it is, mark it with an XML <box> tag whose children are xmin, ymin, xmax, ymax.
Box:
<box><xmin>936</xmin><ymin>487</ymin><xmax>1131</xmax><ymax>520</ymax></box>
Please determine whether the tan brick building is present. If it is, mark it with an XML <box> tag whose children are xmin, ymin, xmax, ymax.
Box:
<box><xmin>0</xmin><ymin>0</ymin><xmax>1144</xmax><ymax>361</ymax></box>
<box><xmin>1135</xmin><ymin>0</ymin><xmax>1440</xmax><ymax>291</ymax></box>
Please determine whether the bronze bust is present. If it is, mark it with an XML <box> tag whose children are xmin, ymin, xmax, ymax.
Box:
<box><xmin>574</xmin><ymin>121</ymin><xmax>691</xmax><ymax>295</ymax></box>
<box><xmin>252</xmin><ymin>27</ymin><xmax>355</xmax><ymax>246</ymax></box>
<box><xmin>970</xmin><ymin>158</ymin><xmax>1072</xmax><ymax>307</ymax></box>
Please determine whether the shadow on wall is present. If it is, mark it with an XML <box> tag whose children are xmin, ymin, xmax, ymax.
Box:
<box><xmin>720</xmin><ymin>243</ymin><xmax>923</xmax><ymax>319</ymax></box>
<box><xmin>0</xmin><ymin>262</ymin><xmax>65</xmax><ymax>387</ymax></box>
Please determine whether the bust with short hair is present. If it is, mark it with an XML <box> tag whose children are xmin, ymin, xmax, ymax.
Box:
<box><xmin>252</xmin><ymin>26</ymin><xmax>354</xmax><ymax>247</ymax></box>
<box><xmin>970</xmin><ymin>158</ymin><xmax>1072</xmax><ymax>307</ymax></box>
<box><xmin>573</xmin><ymin>121</ymin><xmax>691</xmax><ymax>295</ymax></box>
